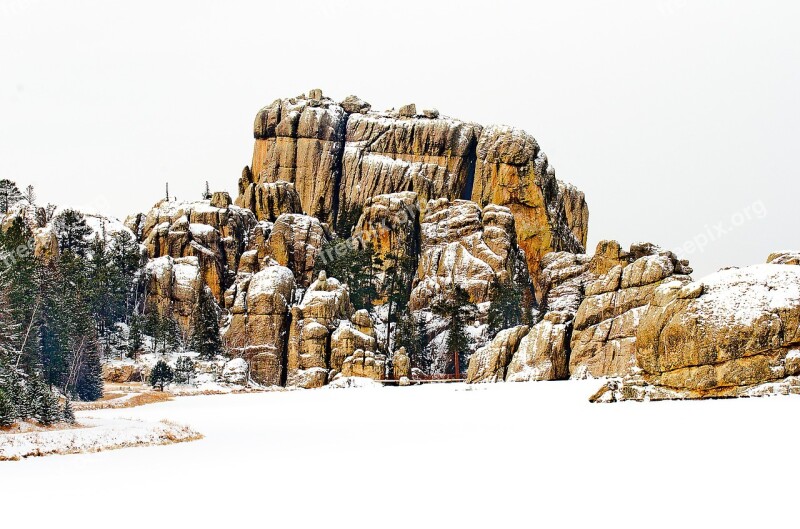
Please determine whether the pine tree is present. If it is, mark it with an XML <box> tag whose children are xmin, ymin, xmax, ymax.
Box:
<box><xmin>0</xmin><ymin>387</ymin><xmax>15</xmax><ymax>427</ymax></box>
<box><xmin>128</xmin><ymin>313</ymin><xmax>145</xmax><ymax>359</ymax></box>
<box><xmin>0</xmin><ymin>179</ymin><xmax>23</xmax><ymax>214</ymax></box>
<box><xmin>190</xmin><ymin>288</ymin><xmax>222</xmax><ymax>358</ymax></box>
<box><xmin>174</xmin><ymin>356</ymin><xmax>195</xmax><ymax>385</ymax></box>
<box><xmin>29</xmin><ymin>379</ymin><xmax>61</xmax><ymax>426</ymax></box>
<box><xmin>314</xmin><ymin>239</ymin><xmax>382</xmax><ymax>312</ymax></box>
<box><xmin>203</xmin><ymin>181</ymin><xmax>211</xmax><ymax>200</ymax></box>
<box><xmin>23</xmin><ymin>185</ymin><xmax>36</xmax><ymax>206</ymax></box>
<box><xmin>487</xmin><ymin>279</ymin><xmax>524</xmax><ymax>339</ymax></box>
<box><xmin>52</xmin><ymin>209</ymin><xmax>92</xmax><ymax>257</ymax></box>
<box><xmin>62</xmin><ymin>397</ymin><xmax>75</xmax><ymax>424</ymax></box>
<box><xmin>382</xmin><ymin>251</ymin><xmax>416</xmax><ymax>353</ymax></box>
<box><xmin>75</xmin><ymin>346</ymin><xmax>103</xmax><ymax>401</ymax></box>
<box><xmin>149</xmin><ymin>360</ymin><xmax>174</xmax><ymax>391</ymax></box>
<box><xmin>432</xmin><ymin>286</ymin><xmax>476</xmax><ymax>378</ymax></box>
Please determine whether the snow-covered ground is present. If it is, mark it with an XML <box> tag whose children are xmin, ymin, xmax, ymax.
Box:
<box><xmin>2</xmin><ymin>381</ymin><xmax>800</xmax><ymax>528</ymax></box>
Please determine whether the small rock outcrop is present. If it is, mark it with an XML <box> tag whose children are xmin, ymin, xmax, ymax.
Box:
<box><xmin>265</xmin><ymin>213</ymin><xmax>332</xmax><ymax>288</ymax></box>
<box><xmin>235</xmin><ymin>179</ymin><xmax>303</xmax><ymax>222</ymax></box>
<box><xmin>466</xmin><ymin>325</ymin><xmax>530</xmax><ymax>383</ymax></box>
<box><xmin>127</xmin><ymin>198</ymin><xmax>256</xmax><ymax>302</ymax></box>
<box><xmin>144</xmin><ymin>256</ymin><xmax>204</xmax><ymax>332</ymax></box>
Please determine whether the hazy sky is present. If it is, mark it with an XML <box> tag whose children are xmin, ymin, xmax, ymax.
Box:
<box><xmin>1</xmin><ymin>0</ymin><xmax>798</xmax><ymax>278</ymax></box>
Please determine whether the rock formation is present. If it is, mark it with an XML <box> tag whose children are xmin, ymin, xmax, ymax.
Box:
<box><xmin>597</xmin><ymin>260</ymin><xmax>800</xmax><ymax>400</ymax></box>
<box><xmin>470</xmin><ymin>125</ymin><xmax>587</xmax><ymax>299</ymax></box>
<box><xmin>410</xmin><ymin>198</ymin><xmax>524</xmax><ymax>310</ymax></box>
<box><xmin>226</xmin><ymin>265</ymin><xmax>296</xmax><ymax>386</ymax></box>
<box><xmin>127</xmin><ymin>198</ymin><xmax>256</xmax><ymax>302</ymax></box>
<box><xmin>263</xmin><ymin>213</ymin><xmax>332</xmax><ymax>288</ymax></box>
<box><xmin>143</xmin><ymin>256</ymin><xmax>204</xmax><ymax>332</ymax></box>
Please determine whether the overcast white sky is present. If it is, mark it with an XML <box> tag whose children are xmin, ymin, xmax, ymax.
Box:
<box><xmin>1</xmin><ymin>0</ymin><xmax>798</xmax><ymax>277</ymax></box>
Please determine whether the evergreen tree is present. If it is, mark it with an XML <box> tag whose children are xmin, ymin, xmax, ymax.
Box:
<box><xmin>431</xmin><ymin>286</ymin><xmax>476</xmax><ymax>378</ymax></box>
<box><xmin>128</xmin><ymin>314</ymin><xmax>145</xmax><ymax>359</ymax></box>
<box><xmin>174</xmin><ymin>356</ymin><xmax>196</xmax><ymax>385</ymax></box>
<box><xmin>394</xmin><ymin>310</ymin><xmax>430</xmax><ymax>372</ymax></box>
<box><xmin>487</xmin><ymin>279</ymin><xmax>524</xmax><ymax>339</ymax></box>
<box><xmin>62</xmin><ymin>397</ymin><xmax>75</xmax><ymax>424</ymax></box>
<box><xmin>149</xmin><ymin>360</ymin><xmax>174</xmax><ymax>391</ymax></box>
<box><xmin>29</xmin><ymin>378</ymin><xmax>61</xmax><ymax>426</ymax></box>
<box><xmin>0</xmin><ymin>179</ymin><xmax>23</xmax><ymax>213</ymax></box>
<box><xmin>75</xmin><ymin>345</ymin><xmax>103</xmax><ymax>401</ymax></box>
<box><xmin>382</xmin><ymin>251</ymin><xmax>416</xmax><ymax>353</ymax></box>
<box><xmin>190</xmin><ymin>288</ymin><xmax>222</xmax><ymax>358</ymax></box>
<box><xmin>23</xmin><ymin>185</ymin><xmax>36</xmax><ymax>206</ymax></box>
<box><xmin>0</xmin><ymin>387</ymin><xmax>15</xmax><ymax>427</ymax></box>
<box><xmin>52</xmin><ymin>209</ymin><xmax>92</xmax><ymax>256</ymax></box>
<box><xmin>314</xmin><ymin>238</ymin><xmax>382</xmax><ymax>312</ymax></box>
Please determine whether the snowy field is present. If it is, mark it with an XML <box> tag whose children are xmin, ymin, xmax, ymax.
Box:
<box><xmin>3</xmin><ymin>381</ymin><xmax>800</xmax><ymax>528</ymax></box>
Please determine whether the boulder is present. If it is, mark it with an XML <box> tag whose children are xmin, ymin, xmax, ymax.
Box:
<box><xmin>466</xmin><ymin>325</ymin><xmax>529</xmax><ymax>383</ymax></box>
<box><xmin>221</xmin><ymin>357</ymin><xmax>249</xmax><ymax>385</ymax></box>
<box><xmin>144</xmin><ymin>256</ymin><xmax>205</xmax><ymax>332</ymax></box>
<box><xmin>634</xmin><ymin>264</ymin><xmax>800</xmax><ymax>398</ymax></box>
<box><xmin>569</xmin><ymin>247</ymin><xmax>692</xmax><ymax>379</ymax></box>
<box><xmin>392</xmin><ymin>347</ymin><xmax>411</xmax><ymax>380</ymax></box>
<box><xmin>341</xmin><ymin>349</ymin><xmax>386</xmax><ymax>380</ymax></box>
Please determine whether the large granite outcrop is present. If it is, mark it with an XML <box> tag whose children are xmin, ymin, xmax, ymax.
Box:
<box><xmin>470</xmin><ymin>125</ymin><xmax>587</xmax><ymax>299</ymax></box>
<box><xmin>467</xmin><ymin>241</ymin><xmax>693</xmax><ymax>383</ymax></box>
<box><xmin>143</xmin><ymin>256</ymin><xmax>204</xmax><ymax>332</ymax></box>
<box><xmin>235</xmin><ymin>179</ymin><xmax>303</xmax><ymax>222</ymax></box>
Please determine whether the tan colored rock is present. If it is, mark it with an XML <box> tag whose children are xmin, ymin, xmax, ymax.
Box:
<box><xmin>330</xmin><ymin>314</ymin><xmax>377</xmax><ymax>373</ymax></box>
<box><xmin>249</xmin><ymin>96</ymin><xmax>347</xmax><ymax>224</ymax></box>
<box><xmin>131</xmin><ymin>199</ymin><xmax>257</xmax><ymax>302</ymax></box>
<box><xmin>340</xmin><ymin>95</ymin><xmax>371</xmax><ymax>114</ymax></box>
<box><xmin>341</xmin><ymin>349</ymin><xmax>386</xmax><ymax>380</ymax></box>
<box><xmin>410</xmin><ymin>199</ymin><xmax>523</xmax><ymax>309</ymax></box>
<box><xmin>569</xmin><ymin>247</ymin><xmax>692</xmax><ymax>379</ymax></box>
<box><xmin>767</xmin><ymin>251</ymin><xmax>800</xmax><ymax>266</ymax></box>
<box><xmin>338</xmin><ymin>112</ymin><xmax>482</xmax><ymax>225</ymax></box>
<box><xmin>144</xmin><ymin>256</ymin><xmax>205</xmax><ymax>333</ymax></box>
<box><xmin>558</xmin><ymin>181</ymin><xmax>589</xmax><ymax>249</ymax></box>
<box><xmin>466</xmin><ymin>325</ymin><xmax>529</xmax><ymax>383</ymax></box>
<box><xmin>265</xmin><ymin>213</ymin><xmax>332</xmax><ymax>287</ymax></box>
<box><xmin>392</xmin><ymin>347</ymin><xmax>411</xmax><ymax>380</ymax></box>
<box><xmin>352</xmin><ymin>191</ymin><xmax>419</xmax><ymax>271</ymax></box>
<box><xmin>225</xmin><ymin>265</ymin><xmax>296</xmax><ymax>386</ymax></box>
<box><xmin>471</xmin><ymin>125</ymin><xmax>586</xmax><ymax>300</ymax></box>
<box><xmin>398</xmin><ymin>103</ymin><xmax>417</xmax><ymax>117</ymax></box>
<box><xmin>235</xmin><ymin>180</ymin><xmax>303</xmax><ymax>222</ymax></box>
<box><xmin>505</xmin><ymin>319</ymin><xmax>571</xmax><ymax>382</ymax></box>
<box><xmin>286</xmin><ymin>272</ymin><xmax>353</xmax><ymax>388</ymax></box>
<box><xmin>635</xmin><ymin>264</ymin><xmax>800</xmax><ymax>397</ymax></box>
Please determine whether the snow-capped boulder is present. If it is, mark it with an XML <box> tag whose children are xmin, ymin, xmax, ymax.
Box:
<box><xmin>340</xmin><ymin>349</ymin><xmax>386</xmax><ymax>381</ymax></box>
<box><xmin>221</xmin><ymin>358</ymin><xmax>249</xmax><ymax>385</ymax></box>
<box><xmin>634</xmin><ymin>264</ymin><xmax>800</xmax><ymax>397</ymax></box>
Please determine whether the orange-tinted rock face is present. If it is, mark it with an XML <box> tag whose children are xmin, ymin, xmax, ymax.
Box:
<box><xmin>471</xmin><ymin>125</ymin><xmax>586</xmax><ymax>301</ymax></box>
